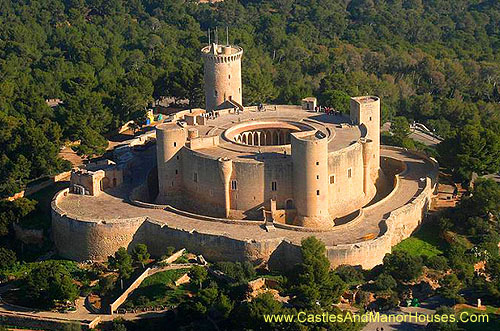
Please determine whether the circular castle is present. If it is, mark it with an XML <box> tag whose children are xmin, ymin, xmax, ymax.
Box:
<box><xmin>51</xmin><ymin>43</ymin><xmax>438</xmax><ymax>270</ymax></box>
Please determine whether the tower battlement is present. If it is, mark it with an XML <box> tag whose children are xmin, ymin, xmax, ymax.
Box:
<box><xmin>201</xmin><ymin>44</ymin><xmax>243</xmax><ymax>61</ymax></box>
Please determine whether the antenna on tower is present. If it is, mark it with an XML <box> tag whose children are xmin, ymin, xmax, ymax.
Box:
<box><xmin>226</xmin><ymin>26</ymin><xmax>229</xmax><ymax>45</ymax></box>
<box><xmin>208</xmin><ymin>28</ymin><xmax>211</xmax><ymax>45</ymax></box>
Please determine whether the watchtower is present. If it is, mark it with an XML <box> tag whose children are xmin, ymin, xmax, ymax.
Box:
<box><xmin>201</xmin><ymin>43</ymin><xmax>243</xmax><ymax>111</ymax></box>
<box><xmin>350</xmin><ymin>96</ymin><xmax>381</xmax><ymax>180</ymax></box>
<box><xmin>156</xmin><ymin>123</ymin><xmax>187</xmax><ymax>204</ymax></box>
<box><xmin>291</xmin><ymin>130</ymin><xmax>331</xmax><ymax>228</ymax></box>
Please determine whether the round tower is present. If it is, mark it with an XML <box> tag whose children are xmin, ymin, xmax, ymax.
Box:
<box><xmin>291</xmin><ymin>130</ymin><xmax>331</xmax><ymax>228</ymax></box>
<box><xmin>201</xmin><ymin>43</ymin><xmax>243</xmax><ymax>111</ymax></box>
<box><xmin>156</xmin><ymin>123</ymin><xmax>187</xmax><ymax>204</ymax></box>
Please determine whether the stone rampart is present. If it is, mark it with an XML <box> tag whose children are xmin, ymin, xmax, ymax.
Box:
<box><xmin>52</xmin><ymin>189</ymin><xmax>146</xmax><ymax>261</ymax></box>
<box><xmin>324</xmin><ymin>176</ymin><xmax>433</xmax><ymax>269</ymax></box>
<box><xmin>138</xmin><ymin>219</ymin><xmax>285</xmax><ymax>264</ymax></box>
<box><xmin>109</xmin><ymin>267</ymin><xmax>152</xmax><ymax>314</ymax></box>
<box><xmin>52</xmin><ymin>176</ymin><xmax>433</xmax><ymax>268</ymax></box>
<box><xmin>52</xmin><ymin>147</ymin><xmax>436</xmax><ymax>268</ymax></box>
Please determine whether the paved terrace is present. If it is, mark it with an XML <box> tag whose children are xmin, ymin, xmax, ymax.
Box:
<box><xmin>186</xmin><ymin>105</ymin><xmax>361</xmax><ymax>162</ymax></box>
<box><xmin>57</xmin><ymin>148</ymin><xmax>436</xmax><ymax>246</ymax></box>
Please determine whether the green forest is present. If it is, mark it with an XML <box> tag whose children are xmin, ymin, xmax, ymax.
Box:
<box><xmin>2</xmin><ymin>0</ymin><xmax>500</xmax><ymax>195</ymax></box>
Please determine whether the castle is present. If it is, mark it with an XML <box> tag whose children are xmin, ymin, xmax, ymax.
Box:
<box><xmin>51</xmin><ymin>42</ymin><xmax>438</xmax><ymax>269</ymax></box>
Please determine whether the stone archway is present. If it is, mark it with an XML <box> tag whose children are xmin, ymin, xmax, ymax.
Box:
<box><xmin>266</xmin><ymin>130</ymin><xmax>272</xmax><ymax>145</ymax></box>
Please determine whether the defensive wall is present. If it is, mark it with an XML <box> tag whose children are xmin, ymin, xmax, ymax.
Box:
<box><xmin>51</xmin><ymin>146</ymin><xmax>437</xmax><ymax>269</ymax></box>
<box><xmin>108</xmin><ymin>249</ymin><xmax>186</xmax><ymax>314</ymax></box>
<box><xmin>0</xmin><ymin>312</ymin><xmax>100</xmax><ymax>330</ymax></box>
<box><xmin>51</xmin><ymin>189</ymin><xmax>146</xmax><ymax>261</ymax></box>
<box><xmin>155</xmin><ymin>103</ymin><xmax>380</xmax><ymax>226</ymax></box>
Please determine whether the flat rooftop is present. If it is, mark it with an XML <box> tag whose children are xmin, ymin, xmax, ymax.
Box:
<box><xmin>201</xmin><ymin>44</ymin><xmax>243</xmax><ymax>56</ymax></box>
<box><xmin>181</xmin><ymin>105</ymin><xmax>361</xmax><ymax>162</ymax></box>
<box><xmin>352</xmin><ymin>96</ymin><xmax>379</xmax><ymax>104</ymax></box>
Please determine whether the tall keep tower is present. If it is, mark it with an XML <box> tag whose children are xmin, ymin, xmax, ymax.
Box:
<box><xmin>201</xmin><ymin>43</ymin><xmax>243</xmax><ymax>111</ymax></box>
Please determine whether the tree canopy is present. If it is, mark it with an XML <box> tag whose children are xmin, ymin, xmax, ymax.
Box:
<box><xmin>3</xmin><ymin>0</ymin><xmax>500</xmax><ymax>193</ymax></box>
<box><xmin>21</xmin><ymin>261</ymin><xmax>79</xmax><ymax>308</ymax></box>
<box><xmin>290</xmin><ymin>236</ymin><xmax>345</xmax><ymax>307</ymax></box>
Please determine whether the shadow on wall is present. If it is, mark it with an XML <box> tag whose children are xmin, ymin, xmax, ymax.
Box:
<box><xmin>147</xmin><ymin>166</ymin><xmax>159</xmax><ymax>201</ymax></box>
<box><xmin>268</xmin><ymin>240</ymin><xmax>302</xmax><ymax>271</ymax></box>
<box><xmin>127</xmin><ymin>219</ymin><xmax>265</xmax><ymax>263</ymax></box>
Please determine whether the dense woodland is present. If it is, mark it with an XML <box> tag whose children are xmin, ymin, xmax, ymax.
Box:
<box><xmin>2</xmin><ymin>0</ymin><xmax>500</xmax><ymax>196</ymax></box>
<box><xmin>2</xmin><ymin>1</ymin><xmax>500</xmax><ymax>329</ymax></box>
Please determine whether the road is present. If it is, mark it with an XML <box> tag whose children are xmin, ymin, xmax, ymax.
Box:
<box><xmin>382</xmin><ymin>122</ymin><xmax>443</xmax><ymax>147</ymax></box>
<box><xmin>362</xmin><ymin>296</ymin><xmax>452</xmax><ymax>331</ymax></box>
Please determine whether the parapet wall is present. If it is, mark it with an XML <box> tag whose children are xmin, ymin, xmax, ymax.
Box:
<box><xmin>52</xmin><ymin>179</ymin><xmax>433</xmax><ymax>269</ymax></box>
<box><xmin>52</xmin><ymin>146</ymin><xmax>436</xmax><ymax>268</ymax></box>
<box><xmin>324</xmin><ymin>176</ymin><xmax>432</xmax><ymax>269</ymax></box>
<box><xmin>51</xmin><ymin>189</ymin><xmax>146</xmax><ymax>261</ymax></box>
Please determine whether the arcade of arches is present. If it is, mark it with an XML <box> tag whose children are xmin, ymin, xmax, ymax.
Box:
<box><xmin>233</xmin><ymin>128</ymin><xmax>296</xmax><ymax>146</ymax></box>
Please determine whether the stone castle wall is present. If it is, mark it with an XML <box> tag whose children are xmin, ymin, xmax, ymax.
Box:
<box><xmin>159</xmin><ymin>137</ymin><xmax>371</xmax><ymax>221</ymax></box>
<box><xmin>327</xmin><ymin>141</ymin><xmax>367</xmax><ymax>218</ymax></box>
<box><xmin>52</xmin><ymin>150</ymin><xmax>435</xmax><ymax>269</ymax></box>
<box><xmin>51</xmin><ymin>189</ymin><xmax>146</xmax><ymax>261</ymax></box>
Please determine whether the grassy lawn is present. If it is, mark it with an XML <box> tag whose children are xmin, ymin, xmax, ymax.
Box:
<box><xmin>393</xmin><ymin>221</ymin><xmax>447</xmax><ymax>257</ymax></box>
<box><xmin>124</xmin><ymin>268</ymin><xmax>190</xmax><ymax>308</ymax></box>
<box><xmin>457</xmin><ymin>306</ymin><xmax>500</xmax><ymax>331</ymax></box>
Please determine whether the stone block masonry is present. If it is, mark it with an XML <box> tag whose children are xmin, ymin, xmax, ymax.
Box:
<box><xmin>52</xmin><ymin>146</ymin><xmax>437</xmax><ymax>270</ymax></box>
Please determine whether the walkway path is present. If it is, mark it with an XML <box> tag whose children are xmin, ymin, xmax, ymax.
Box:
<box><xmin>0</xmin><ymin>264</ymin><xmax>196</xmax><ymax>324</ymax></box>
<box><xmin>58</xmin><ymin>147</ymin><xmax>436</xmax><ymax>247</ymax></box>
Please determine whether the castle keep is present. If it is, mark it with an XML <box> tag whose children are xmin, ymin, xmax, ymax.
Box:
<box><xmin>201</xmin><ymin>43</ymin><xmax>243</xmax><ymax>111</ymax></box>
<box><xmin>51</xmin><ymin>42</ymin><xmax>438</xmax><ymax>269</ymax></box>
<box><xmin>155</xmin><ymin>94</ymin><xmax>381</xmax><ymax>229</ymax></box>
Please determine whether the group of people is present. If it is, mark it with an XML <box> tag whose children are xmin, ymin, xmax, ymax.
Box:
<box><xmin>315</xmin><ymin>105</ymin><xmax>339</xmax><ymax>116</ymax></box>
<box><xmin>203</xmin><ymin>110</ymin><xmax>220</xmax><ymax>119</ymax></box>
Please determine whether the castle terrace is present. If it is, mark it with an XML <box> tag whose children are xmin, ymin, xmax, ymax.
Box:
<box><xmin>52</xmin><ymin>104</ymin><xmax>437</xmax><ymax>269</ymax></box>
<box><xmin>51</xmin><ymin>42</ymin><xmax>438</xmax><ymax>269</ymax></box>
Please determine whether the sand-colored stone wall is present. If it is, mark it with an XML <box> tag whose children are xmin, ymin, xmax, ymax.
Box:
<box><xmin>161</xmin><ymin>135</ymin><xmax>373</xmax><ymax>221</ymax></box>
<box><xmin>324</xmin><ymin>177</ymin><xmax>433</xmax><ymax>269</ymax></box>
<box><xmin>156</xmin><ymin>124</ymin><xmax>186</xmax><ymax>204</ymax></box>
<box><xmin>291</xmin><ymin>131</ymin><xmax>330</xmax><ymax>227</ymax></box>
<box><xmin>52</xmin><ymin>174</ymin><xmax>433</xmax><ymax>268</ymax></box>
<box><xmin>327</xmin><ymin>142</ymin><xmax>367</xmax><ymax>217</ymax></box>
<box><xmin>51</xmin><ymin>189</ymin><xmax>146</xmax><ymax>261</ymax></box>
